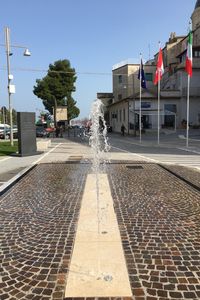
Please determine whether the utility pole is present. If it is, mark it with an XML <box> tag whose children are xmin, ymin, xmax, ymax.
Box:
<box><xmin>3</xmin><ymin>27</ymin><xmax>31</xmax><ymax>146</ymax></box>
<box><xmin>5</xmin><ymin>27</ymin><xmax>14</xmax><ymax>146</ymax></box>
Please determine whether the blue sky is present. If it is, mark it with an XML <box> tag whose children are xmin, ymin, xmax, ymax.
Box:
<box><xmin>0</xmin><ymin>0</ymin><xmax>196</xmax><ymax>119</ymax></box>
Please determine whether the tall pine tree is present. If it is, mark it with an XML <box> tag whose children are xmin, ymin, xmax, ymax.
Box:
<box><xmin>33</xmin><ymin>59</ymin><xmax>80</xmax><ymax>125</ymax></box>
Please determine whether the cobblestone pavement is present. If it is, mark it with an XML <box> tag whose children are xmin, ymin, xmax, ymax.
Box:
<box><xmin>0</xmin><ymin>163</ymin><xmax>90</xmax><ymax>300</ymax></box>
<box><xmin>1</xmin><ymin>162</ymin><xmax>200</xmax><ymax>300</ymax></box>
<box><xmin>108</xmin><ymin>163</ymin><xmax>200</xmax><ymax>300</ymax></box>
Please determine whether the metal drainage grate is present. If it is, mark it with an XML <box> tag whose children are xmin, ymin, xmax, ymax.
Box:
<box><xmin>126</xmin><ymin>165</ymin><xmax>143</xmax><ymax>169</ymax></box>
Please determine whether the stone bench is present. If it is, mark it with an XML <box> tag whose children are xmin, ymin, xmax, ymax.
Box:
<box><xmin>36</xmin><ymin>139</ymin><xmax>51</xmax><ymax>151</ymax></box>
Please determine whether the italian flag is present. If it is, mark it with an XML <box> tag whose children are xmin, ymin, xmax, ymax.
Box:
<box><xmin>185</xmin><ymin>30</ymin><xmax>193</xmax><ymax>77</ymax></box>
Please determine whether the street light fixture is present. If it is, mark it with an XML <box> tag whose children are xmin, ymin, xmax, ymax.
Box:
<box><xmin>4</xmin><ymin>26</ymin><xmax>31</xmax><ymax>146</ymax></box>
<box><xmin>23</xmin><ymin>48</ymin><xmax>31</xmax><ymax>56</ymax></box>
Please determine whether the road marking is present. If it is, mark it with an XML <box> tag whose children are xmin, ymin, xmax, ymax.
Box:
<box><xmin>0</xmin><ymin>157</ymin><xmax>12</xmax><ymax>163</ymax></box>
<box><xmin>65</xmin><ymin>174</ymin><xmax>132</xmax><ymax>297</ymax></box>
<box><xmin>111</xmin><ymin>145</ymin><xmax>158</xmax><ymax>162</ymax></box>
<box><xmin>31</xmin><ymin>143</ymin><xmax>62</xmax><ymax>165</ymax></box>
<box><xmin>177</xmin><ymin>147</ymin><xmax>200</xmax><ymax>155</ymax></box>
<box><xmin>111</xmin><ymin>145</ymin><xmax>200</xmax><ymax>170</ymax></box>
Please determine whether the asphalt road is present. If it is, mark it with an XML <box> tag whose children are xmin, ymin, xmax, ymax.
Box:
<box><xmin>107</xmin><ymin>132</ymin><xmax>200</xmax><ymax>169</ymax></box>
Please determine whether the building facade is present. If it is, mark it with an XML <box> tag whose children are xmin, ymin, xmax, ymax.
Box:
<box><xmin>99</xmin><ymin>1</ymin><xmax>200</xmax><ymax>134</ymax></box>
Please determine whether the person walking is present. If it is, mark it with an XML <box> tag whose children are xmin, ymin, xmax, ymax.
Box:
<box><xmin>121</xmin><ymin>124</ymin><xmax>126</xmax><ymax>136</ymax></box>
<box><xmin>59</xmin><ymin>125</ymin><xmax>64</xmax><ymax>138</ymax></box>
<box><xmin>55</xmin><ymin>126</ymin><xmax>60</xmax><ymax>137</ymax></box>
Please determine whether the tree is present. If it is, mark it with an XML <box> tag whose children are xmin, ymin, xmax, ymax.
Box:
<box><xmin>33</xmin><ymin>59</ymin><xmax>80</xmax><ymax>126</ymax></box>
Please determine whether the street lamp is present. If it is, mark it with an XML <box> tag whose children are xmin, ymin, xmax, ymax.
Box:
<box><xmin>4</xmin><ymin>26</ymin><xmax>31</xmax><ymax>146</ymax></box>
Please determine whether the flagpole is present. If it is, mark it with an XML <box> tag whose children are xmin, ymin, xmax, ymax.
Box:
<box><xmin>186</xmin><ymin>20</ymin><xmax>192</xmax><ymax>148</ymax></box>
<box><xmin>139</xmin><ymin>53</ymin><xmax>142</xmax><ymax>143</ymax></box>
<box><xmin>158</xmin><ymin>74</ymin><xmax>160</xmax><ymax>145</ymax></box>
<box><xmin>157</xmin><ymin>42</ymin><xmax>161</xmax><ymax>145</ymax></box>
<box><xmin>186</xmin><ymin>75</ymin><xmax>190</xmax><ymax>147</ymax></box>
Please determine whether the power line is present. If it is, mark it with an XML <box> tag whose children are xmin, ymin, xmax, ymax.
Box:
<box><xmin>0</xmin><ymin>66</ymin><xmax>113</xmax><ymax>76</ymax></box>
<box><xmin>0</xmin><ymin>66</ymin><xmax>143</xmax><ymax>77</ymax></box>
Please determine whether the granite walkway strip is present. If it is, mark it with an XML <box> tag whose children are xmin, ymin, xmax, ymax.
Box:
<box><xmin>65</xmin><ymin>174</ymin><xmax>132</xmax><ymax>297</ymax></box>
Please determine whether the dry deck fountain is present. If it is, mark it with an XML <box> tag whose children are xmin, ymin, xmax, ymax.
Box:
<box><xmin>65</xmin><ymin>99</ymin><xmax>132</xmax><ymax>297</ymax></box>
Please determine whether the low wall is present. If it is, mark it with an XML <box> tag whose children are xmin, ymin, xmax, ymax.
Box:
<box><xmin>36</xmin><ymin>139</ymin><xmax>51</xmax><ymax>151</ymax></box>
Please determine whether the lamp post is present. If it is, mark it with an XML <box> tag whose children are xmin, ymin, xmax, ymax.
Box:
<box><xmin>4</xmin><ymin>26</ymin><xmax>31</xmax><ymax>146</ymax></box>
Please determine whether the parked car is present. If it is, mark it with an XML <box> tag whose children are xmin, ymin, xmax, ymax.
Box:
<box><xmin>36</xmin><ymin>127</ymin><xmax>50</xmax><ymax>138</ymax></box>
<box><xmin>0</xmin><ymin>124</ymin><xmax>10</xmax><ymax>135</ymax></box>
<box><xmin>45</xmin><ymin>127</ymin><xmax>55</xmax><ymax>133</ymax></box>
<box><xmin>0</xmin><ymin>128</ymin><xmax>9</xmax><ymax>139</ymax></box>
<box><xmin>0</xmin><ymin>126</ymin><xmax>18</xmax><ymax>139</ymax></box>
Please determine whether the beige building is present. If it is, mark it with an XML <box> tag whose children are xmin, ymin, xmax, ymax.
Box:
<box><xmin>99</xmin><ymin>1</ymin><xmax>200</xmax><ymax>134</ymax></box>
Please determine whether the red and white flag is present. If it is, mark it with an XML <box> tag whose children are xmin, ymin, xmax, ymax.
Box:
<box><xmin>185</xmin><ymin>30</ymin><xmax>193</xmax><ymax>77</ymax></box>
<box><xmin>154</xmin><ymin>48</ymin><xmax>164</xmax><ymax>85</ymax></box>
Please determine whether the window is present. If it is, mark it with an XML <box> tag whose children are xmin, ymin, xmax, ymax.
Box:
<box><xmin>112</xmin><ymin>112</ymin><xmax>117</xmax><ymax>119</ymax></box>
<box><xmin>120</xmin><ymin>110</ymin><xmax>122</xmax><ymax>122</ymax></box>
<box><xmin>194</xmin><ymin>50</ymin><xmax>200</xmax><ymax>57</ymax></box>
<box><xmin>198</xmin><ymin>113</ymin><xmax>200</xmax><ymax>123</ymax></box>
<box><xmin>123</xmin><ymin>108</ymin><xmax>126</xmax><ymax>121</ymax></box>
<box><xmin>118</xmin><ymin>94</ymin><xmax>122</xmax><ymax>101</ymax></box>
<box><xmin>164</xmin><ymin>104</ymin><xmax>176</xmax><ymax>128</ymax></box>
<box><xmin>180</xmin><ymin>52</ymin><xmax>186</xmax><ymax>63</ymax></box>
<box><xmin>118</xmin><ymin>75</ymin><xmax>122</xmax><ymax>84</ymax></box>
<box><xmin>116</xmin><ymin>110</ymin><xmax>118</xmax><ymax>121</ymax></box>
<box><xmin>145</xmin><ymin>73</ymin><xmax>153</xmax><ymax>81</ymax></box>
<box><xmin>141</xmin><ymin>102</ymin><xmax>151</xmax><ymax>109</ymax></box>
<box><xmin>165</xmin><ymin>104</ymin><xmax>177</xmax><ymax>113</ymax></box>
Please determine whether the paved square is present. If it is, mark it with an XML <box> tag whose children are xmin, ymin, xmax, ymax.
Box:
<box><xmin>0</xmin><ymin>162</ymin><xmax>200</xmax><ymax>299</ymax></box>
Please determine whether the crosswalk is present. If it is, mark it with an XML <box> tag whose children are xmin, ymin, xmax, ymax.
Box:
<box><xmin>136</xmin><ymin>153</ymin><xmax>200</xmax><ymax>170</ymax></box>
<box><xmin>110</xmin><ymin>144</ymin><xmax>200</xmax><ymax>171</ymax></box>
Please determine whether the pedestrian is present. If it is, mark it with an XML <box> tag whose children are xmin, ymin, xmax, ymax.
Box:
<box><xmin>55</xmin><ymin>126</ymin><xmax>60</xmax><ymax>137</ymax></box>
<box><xmin>59</xmin><ymin>125</ymin><xmax>64</xmax><ymax>138</ymax></box>
<box><xmin>121</xmin><ymin>124</ymin><xmax>126</xmax><ymax>136</ymax></box>
<box><xmin>86</xmin><ymin>120</ymin><xmax>92</xmax><ymax>133</ymax></box>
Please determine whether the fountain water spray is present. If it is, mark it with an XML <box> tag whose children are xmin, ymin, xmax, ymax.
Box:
<box><xmin>65</xmin><ymin>99</ymin><xmax>132</xmax><ymax>294</ymax></box>
<box><xmin>89</xmin><ymin>99</ymin><xmax>110</xmax><ymax>233</ymax></box>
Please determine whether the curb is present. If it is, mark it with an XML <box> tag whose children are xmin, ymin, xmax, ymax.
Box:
<box><xmin>0</xmin><ymin>164</ymin><xmax>37</xmax><ymax>196</ymax></box>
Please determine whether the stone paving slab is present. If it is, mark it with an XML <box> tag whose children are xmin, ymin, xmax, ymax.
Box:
<box><xmin>0</xmin><ymin>162</ymin><xmax>200</xmax><ymax>300</ymax></box>
<box><xmin>65</xmin><ymin>174</ymin><xmax>132</xmax><ymax>297</ymax></box>
<box><xmin>64</xmin><ymin>298</ymin><xmax>133</xmax><ymax>300</ymax></box>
